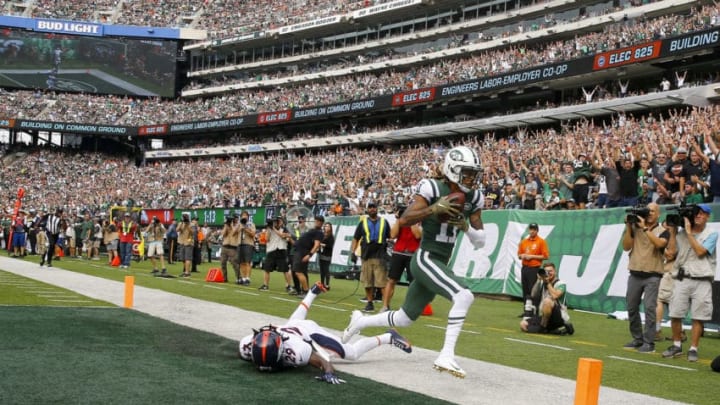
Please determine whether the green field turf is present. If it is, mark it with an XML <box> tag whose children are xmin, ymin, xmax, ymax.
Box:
<box><xmin>0</xmin><ymin>270</ymin><xmax>112</xmax><ymax>307</ymax></box>
<box><xmin>0</xmin><ymin>72</ymin><xmax>131</xmax><ymax>95</ymax></box>
<box><xmin>6</xmin><ymin>255</ymin><xmax>720</xmax><ymax>403</ymax></box>
<box><xmin>0</xmin><ymin>66</ymin><xmax>171</xmax><ymax>97</ymax></box>
<box><xmin>0</xmin><ymin>304</ymin><xmax>450</xmax><ymax>405</ymax></box>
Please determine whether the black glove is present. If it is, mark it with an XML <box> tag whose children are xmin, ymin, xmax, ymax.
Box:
<box><xmin>350</xmin><ymin>253</ymin><xmax>358</xmax><ymax>264</ymax></box>
<box><xmin>429</xmin><ymin>195</ymin><xmax>461</xmax><ymax>218</ymax></box>
<box><xmin>315</xmin><ymin>372</ymin><xmax>346</xmax><ymax>384</ymax></box>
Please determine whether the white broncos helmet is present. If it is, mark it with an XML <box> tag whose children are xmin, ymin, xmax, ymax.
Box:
<box><xmin>443</xmin><ymin>146</ymin><xmax>482</xmax><ymax>192</ymax></box>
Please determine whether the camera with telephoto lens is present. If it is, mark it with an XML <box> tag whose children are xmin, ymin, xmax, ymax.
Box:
<box><xmin>182</xmin><ymin>213</ymin><xmax>190</xmax><ymax>223</ymax></box>
<box><xmin>666</xmin><ymin>200</ymin><xmax>698</xmax><ymax>228</ymax></box>
<box><xmin>625</xmin><ymin>205</ymin><xmax>650</xmax><ymax>225</ymax></box>
<box><xmin>538</xmin><ymin>267</ymin><xmax>547</xmax><ymax>277</ymax></box>
<box><xmin>240</xmin><ymin>217</ymin><xmax>248</xmax><ymax>225</ymax></box>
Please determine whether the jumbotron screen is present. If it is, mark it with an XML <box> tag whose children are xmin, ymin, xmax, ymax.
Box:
<box><xmin>0</xmin><ymin>27</ymin><xmax>178</xmax><ymax>97</ymax></box>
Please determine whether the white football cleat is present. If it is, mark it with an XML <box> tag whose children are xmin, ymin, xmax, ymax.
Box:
<box><xmin>433</xmin><ymin>354</ymin><xmax>466</xmax><ymax>378</ymax></box>
<box><xmin>342</xmin><ymin>310</ymin><xmax>363</xmax><ymax>343</ymax></box>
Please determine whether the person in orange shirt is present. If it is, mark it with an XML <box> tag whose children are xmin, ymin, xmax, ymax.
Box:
<box><xmin>518</xmin><ymin>223</ymin><xmax>550</xmax><ymax>317</ymax></box>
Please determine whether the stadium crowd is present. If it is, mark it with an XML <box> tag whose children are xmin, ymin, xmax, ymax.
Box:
<box><xmin>197</xmin><ymin>0</ymin><xmax>389</xmax><ymax>38</ymax></box>
<box><xmin>186</xmin><ymin>0</ymin><xmax>627</xmax><ymax>81</ymax></box>
<box><xmin>4</xmin><ymin>103</ymin><xmax>720</xmax><ymax>218</ymax></box>
<box><xmin>14</xmin><ymin>0</ymin><xmax>399</xmax><ymax>34</ymax></box>
<box><xmin>1</xmin><ymin>4</ymin><xmax>717</xmax><ymax>128</ymax></box>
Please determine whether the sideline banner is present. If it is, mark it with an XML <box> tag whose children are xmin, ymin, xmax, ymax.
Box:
<box><xmin>172</xmin><ymin>207</ymin><xmax>267</xmax><ymax>227</ymax></box>
<box><xmin>326</xmin><ymin>205</ymin><xmax>720</xmax><ymax>313</ymax></box>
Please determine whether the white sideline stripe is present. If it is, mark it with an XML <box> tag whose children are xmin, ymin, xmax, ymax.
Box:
<box><xmin>0</xmin><ymin>304</ymin><xmax>113</xmax><ymax>308</ymax></box>
<box><xmin>607</xmin><ymin>355</ymin><xmax>697</xmax><ymax>371</ymax></box>
<box><xmin>0</xmin><ymin>72</ymin><xmax>26</xmax><ymax>87</ymax></box>
<box><xmin>25</xmin><ymin>290</ymin><xmax>63</xmax><ymax>293</ymax></box>
<box><xmin>203</xmin><ymin>285</ymin><xmax>225</xmax><ymax>290</ymax></box>
<box><xmin>426</xmin><ymin>324</ymin><xmax>483</xmax><ymax>335</ymax></box>
<box><xmin>177</xmin><ymin>280</ymin><xmax>195</xmax><ymax>285</ymax></box>
<box><xmin>505</xmin><ymin>337</ymin><xmax>573</xmax><ymax>351</ymax></box>
<box><xmin>311</xmin><ymin>304</ymin><xmax>347</xmax><ymax>312</ymax></box>
<box><xmin>38</xmin><ymin>294</ymin><xmax>77</xmax><ymax>298</ymax></box>
<box><xmin>573</xmin><ymin>309</ymin><xmax>606</xmax><ymax>316</ymax></box>
<box><xmin>2</xmin><ymin>283</ymin><xmax>38</xmax><ymax>286</ymax></box>
<box><xmin>271</xmin><ymin>296</ymin><xmax>299</xmax><ymax>303</ymax></box>
<box><xmin>269</xmin><ymin>296</ymin><xmax>346</xmax><ymax>312</ymax></box>
<box><xmin>234</xmin><ymin>290</ymin><xmax>259</xmax><ymax>297</ymax></box>
<box><xmin>48</xmin><ymin>299</ymin><xmax>92</xmax><ymax>303</ymax></box>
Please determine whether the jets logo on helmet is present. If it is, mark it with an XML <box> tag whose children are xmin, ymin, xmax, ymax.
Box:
<box><xmin>443</xmin><ymin>146</ymin><xmax>482</xmax><ymax>192</ymax></box>
<box><xmin>251</xmin><ymin>326</ymin><xmax>286</xmax><ymax>372</ymax></box>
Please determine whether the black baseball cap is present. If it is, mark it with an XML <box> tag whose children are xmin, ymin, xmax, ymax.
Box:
<box><xmin>528</xmin><ymin>223</ymin><xmax>539</xmax><ymax>230</ymax></box>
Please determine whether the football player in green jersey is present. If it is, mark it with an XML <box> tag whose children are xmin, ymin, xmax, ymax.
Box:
<box><xmin>342</xmin><ymin>146</ymin><xmax>486</xmax><ymax>378</ymax></box>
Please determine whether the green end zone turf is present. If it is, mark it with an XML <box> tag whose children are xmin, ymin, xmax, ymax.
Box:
<box><xmin>0</xmin><ymin>306</ymin><xmax>451</xmax><ymax>404</ymax></box>
<box><xmin>0</xmin><ymin>270</ymin><xmax>112</xmax><ymax>307</ymax></box>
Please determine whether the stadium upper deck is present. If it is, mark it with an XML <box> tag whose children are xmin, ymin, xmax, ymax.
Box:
<box><xmin>1</xmin><ymin>0</ymin><xmax>719</xmax><ymax>149</ymax></box>
<box><xmin>1</xmin><ymin>0</ymin><xmax>396</xmax><ymax>35</ymax></box>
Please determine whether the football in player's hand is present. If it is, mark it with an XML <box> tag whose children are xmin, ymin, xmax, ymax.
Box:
<box><xmin>438</xmin><ymin>191</ymin><xmax>466</xmax><ymax>222</ymax></box>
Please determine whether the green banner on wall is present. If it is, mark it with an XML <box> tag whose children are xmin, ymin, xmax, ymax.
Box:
<box><xmin>173</xmin><ymin>208</ymin><xmax>267</xmax><ymax>227</ymax></box>
<box><xmin>326</xmin><ymin>205</ymin><xmax>720</xmax><ymax>314</ymax></box>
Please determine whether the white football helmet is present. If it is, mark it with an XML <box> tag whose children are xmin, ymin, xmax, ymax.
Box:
<box><xmin>443</xmin><ymin>146</ymin><xmax>482</xmax><ymax>192</ymax></box>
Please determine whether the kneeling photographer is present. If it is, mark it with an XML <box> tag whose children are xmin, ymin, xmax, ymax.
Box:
<box><xmin>520</xmin><ymin>262</ymin><xmax>573</xmax><ymax>335</ymax></box>
<box><xmin>622</xmin><ymin>203</ymin><xmax>668</xmax><ymax>353</ymax></box>
<box><xmin>662</xmin><ymin>203</ymin><xmax>717</xmax><ymax>362</ymax></box>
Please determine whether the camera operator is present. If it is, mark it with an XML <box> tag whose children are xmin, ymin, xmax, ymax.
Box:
<box><xmin>520</xmin><ymin>263</ymin><xmax>573</xmax><ymax>335</ymax></box>
<box><xmin>177</xmin><ymin>213</ymin><xmax>194</xmax><ymax>277</ymax></box>
<box><xmin>103</xmin><ymin>218</ymin><xmax>119</xmax><ymax>266</ymax></box>
<box><xmin>662</xmin><ymin>204</ymin><xmax>717</xmax><ymax>362</ymax></box>
<box><xmin>622</xmin><ymin>203</ymin><xmax>668</xmax><ymax>353</ymax></box>
<box><xmin>190</xmin><ymin>217</ymin><xmax>202</xmax><ymax>273</ymax></box>
<box><xmin>220</xmin><ymin>214</ymin><xmax>241</xmax><ymax>283</ymax></box>
<box><xmin>145</xmin><ymin>216</ymin><xmax>167</xmax><ymax>276</ymax></box>
<box><xmin>237</xmin><ymin>211</ymin><xmax>256</xmax><ymax>285</ymax></box>
<box><xmin>258</xmin><ymin>217</ymin><xmax>294</xmax><ymax>292</ymax></box>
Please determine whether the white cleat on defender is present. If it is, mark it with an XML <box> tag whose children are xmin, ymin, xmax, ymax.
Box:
<box><xmin>433</xmin><ymin>354</ymin><xmax>466</xmax><ymax>379</ymax></box>
<box><xmin>342</xmin><ymin>310</ymin><xmax>363</xmax><ymax>343</ymax></box>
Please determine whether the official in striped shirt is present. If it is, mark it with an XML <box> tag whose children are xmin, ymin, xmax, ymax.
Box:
<box><xmin>40</xmin><ymin>208</ymin><xmax>63</xmax><ymax>267</ymax></box>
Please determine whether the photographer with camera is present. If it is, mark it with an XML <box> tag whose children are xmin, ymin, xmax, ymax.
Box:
<box><xmin>102</xmin><ymin>218</ymin><xmax>119</xmax><ymax>266</ymax></box>
<box><xmin>237</xmin><ymin>211</ymin><xmax>256</xmax><ymax>285</ymax></box>
<box><xmin>520</xmin><ymin>262</ymin><xmax>572</xmax><ymax>335</ymax></box>
<box><xmin>259</xmin><ymin>217</ymin><xmax>294</xmax><ymax>292</ymax></box>
<box><xmin>145</xmin><ymin>216</ymin><xmax>167</xmax><ymax>276</ymax></box>
<box><xmin>518</xmin><ymin>222</ymin><xmax>550</xmax><ymax>317</ymax></box>
<box><xmin>622</xmin><ymin>202</ymin><xmax>669</xmax><ymax>353</ymax></box>
<box><xmin>177</xmin><ymin>213</ymin><xmax>194</xmax><ymax>277</ymax></box>
<box><xmin>220</xmin><ymin>214</ymin><xmax>241</xmax><ymax>283</ymax></box>
<box><xmin>662</xmin><ymin>204</ymin><xmax>717</xmax><ymax>362</ymax></box>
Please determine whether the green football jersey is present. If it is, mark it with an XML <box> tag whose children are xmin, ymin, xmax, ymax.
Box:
<box><xmin>415</xmin><ymin>178</ymin><xmax>484</xmax><ymax>260</ymax></box>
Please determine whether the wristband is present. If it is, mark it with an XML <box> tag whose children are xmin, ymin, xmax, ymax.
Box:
<box><xmin>465</xmin><ymin>227</ymin><xmax>486</xmax><ymax>249</ymax></box>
